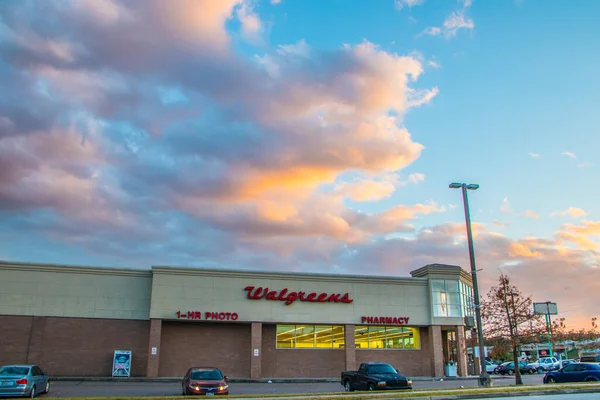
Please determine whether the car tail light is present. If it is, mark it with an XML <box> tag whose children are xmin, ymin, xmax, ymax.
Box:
<box><xmin>16</xmin><ymin>379</ymin><xmax>28</xmax><ymax>385</ymax></box>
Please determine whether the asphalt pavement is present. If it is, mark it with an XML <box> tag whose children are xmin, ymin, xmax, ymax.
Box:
<box><xmin>44</xmin><ymin>374</ymin><xmax>544</xmax><ymax>397</ymax></box>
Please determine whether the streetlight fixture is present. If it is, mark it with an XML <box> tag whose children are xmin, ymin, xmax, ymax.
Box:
<box><xmin>449</xmin><ymin>182</ymin><xmax>489</xmax><ymax>384</ymax></box>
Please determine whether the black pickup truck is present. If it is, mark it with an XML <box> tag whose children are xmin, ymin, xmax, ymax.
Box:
<box><xmin>341</xmin><ymin>362</ymin><xmax>412</xmax><ymax>392</ymax></box>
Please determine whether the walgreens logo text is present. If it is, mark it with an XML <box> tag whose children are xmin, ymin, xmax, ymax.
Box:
<box><xmin>243</xmin><ymin>286</ymin><xmax>353</xmax><ymax>306</ymax></box>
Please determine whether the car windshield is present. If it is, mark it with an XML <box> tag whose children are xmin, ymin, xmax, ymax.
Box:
<box><xmin>0</xmin><ymin>367</ymin><xmax>30</xmax><ymax>376</ymax></box>
<box><xmin>191</xmin><ymin>370</ymin><xmax>223</xmax><ymax>380</ymax></box>
<box><xmin>369</xmin><ymin>364</ymin><xmax>397</xmax><ymax>374</ymax></box>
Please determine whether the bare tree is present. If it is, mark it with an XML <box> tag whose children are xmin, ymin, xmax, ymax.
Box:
<box><xmin>480</xmin><ymin>273</ymin><xmax>545</xmax><ymax>385</ymax></box>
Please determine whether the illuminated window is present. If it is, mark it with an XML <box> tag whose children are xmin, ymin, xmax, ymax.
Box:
<box><xmin>332</xmin><ymin>325</ymin><xmax>345</xmax><ymax>349</ymax></box>
<box><xmin>276</xmin><ymin>325</ymin><xmax>296</xmax><ymax>348</ymax></box>
<box><xmin>295</xmin><ymin>325</ymin><xmax>315</xmax><ymax>348</ymax></box>
<box><xmin>355</xmin><ymin>326</ymin><xmax>421</xmax><ymax>350</ymax></box>
<box><xmin>276</xmin><ymin>325</ymin><xmax>345</xmax><ymax>349</ymax></box>
<box><xmin>368</xmin><ymin>326</ymin><xmax>386</xmax><ymax>349</ymax></box>
<box><xmin>384</xmin><ymin>327</ymin><xmax>404</xmax><ymax>349</ymax></box>
<box><xmin>355</xmin><ymin>326</ymin><xmax>369</xmax><ymax>349</ymax></box>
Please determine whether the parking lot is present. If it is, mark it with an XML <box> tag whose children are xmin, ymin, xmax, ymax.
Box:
<box><xmin>44</xmin><ymin>374</ymin><xmax>545</xmax><ymax>397</ymax></box>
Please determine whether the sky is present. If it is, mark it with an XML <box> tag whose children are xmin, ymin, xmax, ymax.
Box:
<box><xmin>1</xmin><ymin>0</ymin><xmax>599</xmax><ymax>331</ymax></box>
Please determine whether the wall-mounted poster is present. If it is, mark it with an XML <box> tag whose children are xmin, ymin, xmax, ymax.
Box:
<box><xmin>112</xmin><ymin>350</ymin><xmax>132</xmax><ymax>377</ymax></box>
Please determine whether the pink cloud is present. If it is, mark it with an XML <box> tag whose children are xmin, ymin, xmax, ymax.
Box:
<box><xmin>523</xmin><ymin>210</ymin><xmax>540</xmax><ymax>219</ymax></box>
<box><xmin>551</xmin><ymin>206</ymin><xmax>588</xmax><ymax>218</ymax></box>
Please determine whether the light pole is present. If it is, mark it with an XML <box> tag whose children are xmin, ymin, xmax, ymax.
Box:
<box><xmin>449</xmin><ymin>182</ymin><xmax>489</xmax><ymax>383</ymax></box>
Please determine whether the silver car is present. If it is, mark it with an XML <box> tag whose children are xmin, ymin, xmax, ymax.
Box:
<box><xmin>0</xmin><ymin>365</ymin><xmax>50</xmax><ymax>398</ymax></box>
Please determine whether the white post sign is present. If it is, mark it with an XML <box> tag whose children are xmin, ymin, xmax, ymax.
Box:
<box><xmin>112</xmin><ymin>350</ymin><xmax>132</xmax><ymax>377</ymax></box>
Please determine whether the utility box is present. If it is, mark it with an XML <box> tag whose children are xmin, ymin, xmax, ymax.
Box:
<box><xmin>445</xmin><ymin>362</ymin><xmax>457</xmax><ymax>377</ymax></box>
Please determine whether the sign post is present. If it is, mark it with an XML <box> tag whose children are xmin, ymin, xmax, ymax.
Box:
<box><xmin>112</xmin><ymin>350</ymin><xmax>132</xmax><ymax>377</ymax></box>
<box><xmin>534</xmin><ymin>302</ymin><xmax>558</xmax><ymax>357</ymax></box>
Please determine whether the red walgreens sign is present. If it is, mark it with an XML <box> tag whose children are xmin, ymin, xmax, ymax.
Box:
<box><xmin>362</xmin><ymin>316</ymin><xmax>410</xmax><ymax>325</ymax></box>
<box><xmin>176</xmin><ymin>311</ymin><xmax>239</xmax><ymax>321</ymax></box>
<box><xmin>244</xmin><ymin>286</ymin><xmax>353</xmax><ymax>306</ymax></box>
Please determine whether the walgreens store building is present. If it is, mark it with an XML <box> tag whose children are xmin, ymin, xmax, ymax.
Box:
<box><xmin>0</xmin><ymin>261</ymin><xmax>475</xmax><ymax>379</ymax></box>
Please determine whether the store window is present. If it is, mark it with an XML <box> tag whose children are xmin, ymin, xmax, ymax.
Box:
<box><xmin>460</xmin><ymin>281</ymin><xmax>475</xmax><ymax>317</ymax></box>
<box><xmin>432</xmin><ymin>279</ymin><xmax>462</xmax><ymax>317</ymax></box>
<box><xmin>276</xmin><ymin>325</ymin><xmax>345</xmax><ymax>349</ymax></box>
<box><xmin>354</xmin><ymin>326</ymin><xmax>420</xmax><ymax>349</ymax></box>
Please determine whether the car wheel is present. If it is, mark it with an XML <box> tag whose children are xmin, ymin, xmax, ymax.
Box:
<box><xmin>368</xmin><ymin>383</ymin><xmax>375</xmax><ymax>391</ymax></box>
<box><xmin>344</xmin><ymin>380</ymin><xmax>353</xmax><ymax>392</ymax></box>
<box><xmin>30</xmin><ymin>386</ymin><xmax>36</xmax><ymax>398</ymax></box>
<box><xmin>547</xmin><ymin>376</ymin><xmax>557</xmax><ymax>383</ymax></box>
<box><xmin>508</xmin><ymin>369</ymin><xmax>514</xmax><ymax>375</ymax></box>
<box><xmin>43</xmin><ymin>382</ymin><xmax>50</xmax><ymax>394</ymax></box>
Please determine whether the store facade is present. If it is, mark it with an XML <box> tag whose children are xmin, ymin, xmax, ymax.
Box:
<box><xmin>0</xmin><ymin>261</ymin><xmax>475</xmax><ymax>379</ymax></box>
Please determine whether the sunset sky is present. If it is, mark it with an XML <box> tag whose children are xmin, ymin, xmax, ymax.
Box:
<box><xmin>1</xmin><ymin>0</ymin><xmax>599</xmax><ymax>330</ymax></box>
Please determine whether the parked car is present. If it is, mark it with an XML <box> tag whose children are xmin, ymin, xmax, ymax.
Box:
<box><xmin>341</xmin><ymin>362</ymin><xmax>412</xmax><ymax>392</ymax></box>
<box><xmin>0</xmin><ymin>364</ymin><xmax>50</xmax><ymax>398</ymax></box>
<box><xmin>181</xmin><ymin>367</ymin><xmax>229</xmax><ymax>396</ymax></box>
<box><xmin>528</xmin><ymin>357</ymin><xmax>560</xmax><ymax>373</ymax></box>
<box><xmin>579</xmin><ymin>355</ymin><xmax>600</xmax><ymax>363</ymax></box>
<box><xmin>485</xmin><ymin>361</ymin><xmax>497</xmax><ymax>374</ymax></box>
<box><xmin>544</xmin><ymin>362</ymin><xmax>600</xmax><ymax>383</ymax></box>
<box><xmin>496</xmin><ymin>361</ymin><xmax>536</xmax><ymax>375</ymax></box>
<box><xmin>559</xmin><ymin>359</ymin><xmax>577</xmax><ymax>368</ymax></box>
<box><xmin>493</xmin><ymin>362</ymin><xmax>510</xmax><ymax>374</ymax></box>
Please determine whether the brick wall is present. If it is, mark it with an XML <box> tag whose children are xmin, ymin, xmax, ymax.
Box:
<box><xmin>0</xmin><ymin>315</ymin><xmax>31</xmax><ymax>365</ymax></box>
<box><xmin>158</xmin><ymin>321</ymin><xmax>251</xmax><ymax>378</ymax></box>
<box><xmin>0</xmin><ymin>315</ymin><xmax>149</xmax><ymax>377</ymax></box>
<box><xmin>261</xmin><ymin>324</ymin><xmax>345</xmax><ymax>378</ymax></box>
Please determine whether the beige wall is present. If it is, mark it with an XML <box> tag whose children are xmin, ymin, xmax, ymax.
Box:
<box><xmin>0</xmin><ymin>262</ymin><xmax>151</xmax><ymax>320</ymax></box>
<box><xmin>150</xmin><ymin>267</ymin><xmax>433</xmax><ymax>326</ymax></box>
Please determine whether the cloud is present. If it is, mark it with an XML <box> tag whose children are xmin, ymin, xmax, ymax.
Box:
<box><xmin>551</xmin><ymin>207</ymin><xmax>588</xmax><ymax>218</ymax></box>
<box><xmin>334</xmin><ymin>174</ymin><xmax>399</xmax><ymax>202</ymax></box>
<box><xmin>394</xmin><ymin>0</ymin><xmax>425</xmax><ymax>10</ymax></box>
<box><xmin>561</xmin><ymin>151</ymin><xmax>577</xmax><ymax>159</ymax></box>
<box><xmin>236</xmin><ymin>1</ymin><xmax>263</xmax><ymax>43</ymax></box>
<box><xmin>529</xmin><ymin>152</ymin><xmax>540</xmax><ymax>158</ymax></box>
<box><xmin>524</xmin><ymin>210</ymin><xmax>540</xmax><ymax>219</ymax></box>
<box><xmin>492</xmin><ymin>220</ymin><xmax>510</xmax><ymax>228</ymax></box>
<box><xmin>560</xmin><ymin>220</ymin><xmax>600</xmax><ymax>236</ymax></box>
<box><xmin>0</xmin><ymin>0</ymin><xmax>440</xmax><ymax>258</ymax></box>
<box><xmin>500</xmin><ymin>197</ymin><xmax>511</xmax><ymax>214</ymax></box>
<box><xmin>271</xmin><ymin>0</ymin><xmax>281</xmax><ymax>4</ymax></box>
<box><xmin>419</xmin><ymin>3</ymin><xmax>474</xmax><ymax>39</ymax></box>
<box><xmin>408</xmin><ymin>173</ymin><xmax>425</xmax><ymax>184</ymax></box>
<box><xmin>577</xmin><ymin>162</ymin><xmax>592</xmax><ymax>168</ymax></box>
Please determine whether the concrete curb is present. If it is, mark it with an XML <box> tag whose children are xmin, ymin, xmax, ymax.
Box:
<box><xmin>216</xmin><ymin>386</ymin><xmax>600</xmax><ymax>400</ymax></box>
<box><xmin>50</xmin><ymin>375</ymin><xmax>512</xmax><ymax>383</ymax></box>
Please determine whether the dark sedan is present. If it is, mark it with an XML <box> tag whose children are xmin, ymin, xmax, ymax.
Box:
<box><xmin>182</xmin><ymin>367</ymin><xmax>229</xmax><ymax>396</ymax></box>
<box><xmin>544</xmin><ymin>362</ymin><xmax>600</xmax><ymax>383</ymax></box>
<box><xmin>497</xmin><ymin>361</ymin><xmax>535</xmax><ymax>375</ymax></box>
